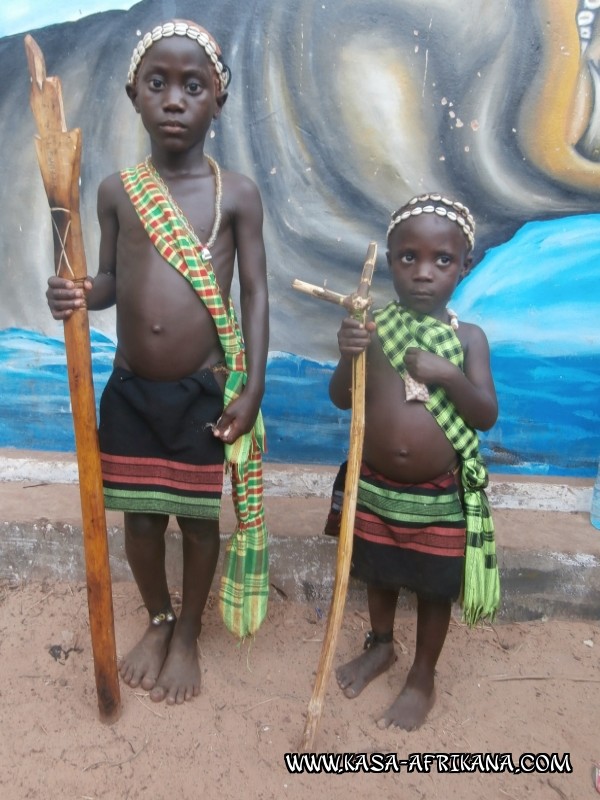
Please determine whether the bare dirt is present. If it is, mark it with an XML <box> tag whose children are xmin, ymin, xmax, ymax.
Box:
<box><xmin>0</xmin><ymin>579</ymin><xmax>598</xmax><ymax>800</ymax></box>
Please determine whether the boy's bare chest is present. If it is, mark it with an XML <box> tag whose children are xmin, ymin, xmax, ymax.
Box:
<box><xmin>116</xmin><ymin>200</ymin><xmax>233</xmax><ymax>292</ymax></box>
<box><xmin>118</xmin><ymin>193</ymin><xmax>215</xmax><ymax>245</ymax></box>
<box><xmin>365</xmin><ymin>346</ymin><xmax>443</xmax><ymax>433</ymax></box>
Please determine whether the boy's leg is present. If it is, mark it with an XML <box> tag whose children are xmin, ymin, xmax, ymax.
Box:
<box><xmin>336</xmin><ymin>584</ymin><xmax>398</xmax><ymax>698</ymax></box>
<box><xmin>377</xmin><ymin>595</ymin><xmax>451</xmax><ymax>731</ymax></box>
<box><xmin>149</xmin><ymin>516</ymin><xmax>220</xmax><ymax>705</ymax></box>
<box><xmin>119</xmin><ymin>512</ymin><xmax>173</xmax><ymax>691</ymax></box>
<box><xmin>323</xmin><ymin>461</ymin><xmax>348</xmax><ymax>537</ymax></box>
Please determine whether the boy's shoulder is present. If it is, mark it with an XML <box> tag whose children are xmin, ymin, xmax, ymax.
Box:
<box><xmin>98</xmin><ymin>170</ymin><xmax>126</xmax><ymax>195</ymax></box>
<box><xmin>455</xmin><ymin>318</ymin><xmax>487</xmax><ymax>336</ymax></box>
<box><xmin>220</xmin><ymin>167</ymin><xmax>263</xmax><ymax>215</ymax></box>
<box><xmin>456</xmin><ymin>317</ymin><xmax>482</xmax><ymax>329</ymax></box>
<box><xmin>96</xmin><ymin>171</ymin><xmax>132</xmax><ymax>215</ymax></box>
<box><xmin>221</xmin><ymin>166</ymin><xmax>261</xmax><ymax>195</ymax></box>
<box><xmin>454</xmin><ymin>318</ymin><xmax>490</xmax><ymax>355</ymax></box>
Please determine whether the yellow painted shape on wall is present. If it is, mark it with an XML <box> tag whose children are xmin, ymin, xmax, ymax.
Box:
<box><xmin>519</xmin><ymin>0</ymin><xmax>600</xmax><ymax>192</ymax></box>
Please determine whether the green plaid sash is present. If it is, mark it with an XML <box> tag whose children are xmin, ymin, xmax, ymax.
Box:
<box><xmin>373</xmin><ymin>301</ymin><xmax>500</xmax><ymax>624</ymax></box>
<box><xmin>121</xmin><ymin>161</ymin><xmax>268</xmax><ymax>638</ymax></box>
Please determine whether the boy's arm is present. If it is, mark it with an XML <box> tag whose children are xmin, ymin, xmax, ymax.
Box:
<box><xmin>237</xmin><ymin>178</ymin><xmax>269</xmax><ymax>401</ymax></box>
<box><xmin>329</xmin><ymin>355</ymin><xmax>353</xmax><ymax>410</ymax></box>
<box><xmin>46</xmin><ymin>175</ymin><xmax>118</xmax><ymax>318</ymax></box>
<box><xmin>89</xmin><ymin>175</ymin><xmax>120</xmax><ymax>309</ymax></box>
<box><xmin>404</xmin><ymin>323</ymin><xmax>497</xmax><ymax>430</ymax></box>
<box><xmin>456</xmin><ymin>325</ymin><xmax>497</xmax><ymax>429</ymax></box>
<box><xmin>215</xmin><ymin>176</ymin><xmax>268</xmax><ymax>440</ymax></box>
<box><xmin>329</xmin><ymin>317</ymin><xmax>376</xmax><ymax>410</ymax></box>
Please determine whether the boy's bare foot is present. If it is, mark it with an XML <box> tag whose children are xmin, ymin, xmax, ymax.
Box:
<box><xmin>149</xmin><ymin>630</ymin><xmax>201</xmax><ymax>705</ymax></box>
<box><xmin>377</xmin><ymin>673</ymin><xmax>435</xmax><ymax>730</ymax></box>
<box><xmin>119</xmin><ymin>622</ymin><xmax>174</xmax><ymax>690</ymax></box>
<box><xmin>336</xmin><ymin>642</ymin><xmax>397</xmax><ymax>698</ymax></box>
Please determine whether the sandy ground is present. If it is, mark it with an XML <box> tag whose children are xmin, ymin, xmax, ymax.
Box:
<box><xmin>0</xmin><ymin>579</ymin><xmax>598</xmax><ymax>800</ymax></box>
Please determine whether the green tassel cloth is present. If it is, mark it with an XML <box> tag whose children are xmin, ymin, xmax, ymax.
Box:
<box><xmin>373</xmin><ymin>302</ymin><xmax>500</xmax><ymax>624</ymax></box>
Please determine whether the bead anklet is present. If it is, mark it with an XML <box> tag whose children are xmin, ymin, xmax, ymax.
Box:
<box><xmin>151</xmin><ymin>609</ymin><xmax>176</xmax><ymax>626</ymax></box>
<box><xmin>364</xmin><ymin>630</ymin><xmax>394</xmax><ymax>650</ymax></box>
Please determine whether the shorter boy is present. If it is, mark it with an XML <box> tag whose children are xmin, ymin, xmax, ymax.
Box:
<box><xmin>329</xmin><ymin>194</ymin><xmax>499</xmax><ymax>730</ymax></box>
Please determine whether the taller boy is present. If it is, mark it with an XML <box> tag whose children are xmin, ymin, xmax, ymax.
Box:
<box><xmin>46</xmin><ymin>21</ymin><xmax>269</xmax><ymax>704</ymax></box>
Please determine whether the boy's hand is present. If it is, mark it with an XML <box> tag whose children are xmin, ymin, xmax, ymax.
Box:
<box><xmin>213</xmin><ymin>391</ymin><xmax>261</xmax><ymax>445</ymax></box>
<box><xmin>404</xmin><ymin>347</ymin><xmax>454</xmax><ymax>385</ymax></box>
<box><xmin>337</xmin><ymin>317</ymin><xmax>376</xmax><ymax>358</ymax></box>
<box><xmin>46</xmin><ymin>275</ymin><xmax>94</xmax><ymax>320</ymax></box>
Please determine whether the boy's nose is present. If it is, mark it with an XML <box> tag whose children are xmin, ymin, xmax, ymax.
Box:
<box><xmin>163</xmin><ymin>87</ymin><xmax>186</xmax><ymax>109</ymax></box>
<box><xmin>414</xmin><ymin>262</ymin><xmax>434</xmax><ymax>280</ymax></box>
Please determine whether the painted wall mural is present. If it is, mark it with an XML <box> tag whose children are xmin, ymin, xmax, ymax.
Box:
<box><xmin>0</xmin><ymin>0</ymin><xmax>598</xmax><ymax>475</ymax></box>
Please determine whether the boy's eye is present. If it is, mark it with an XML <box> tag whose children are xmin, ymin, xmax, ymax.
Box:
<box><xmin>186</xmin><ymin>81</ymin><xmax>202</xmax><ymax>93</ymax></box>
<box><xmin>400</xmin><ymin>252</ymin><xmax>415</xmax><ymax>264</ymax></box>
<box><xmin>150</xmin><ymin>77</ymin><xmax>164</xmax><ymax>89</ymax></box>
<box><xmin>437</xmin><ymin>255</ymin><xmax>452</xmax><ymax>267</ymax></box>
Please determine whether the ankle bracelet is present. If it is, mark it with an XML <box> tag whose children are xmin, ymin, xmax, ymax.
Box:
<box><xmin>151</xmin><ymin>609</ymin><xmax>176</xmax><ymax>626</ymax></box>
<box><xmin>364</xmin><ymin>630</ymin><xmax>394</xmax><ymax>649</ymax></box>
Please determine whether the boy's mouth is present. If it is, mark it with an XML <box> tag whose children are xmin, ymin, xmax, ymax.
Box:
<box><xmin>160</xmin><ymin>120</ymin><xmax>186</xmax><ymax>131</ymax></box>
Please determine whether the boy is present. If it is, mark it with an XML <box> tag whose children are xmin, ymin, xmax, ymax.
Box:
<box><xmin>329</xmin><ymin>194</ymin><xmax>499</xmax><ymax>730</ymax></box>
<box><xmin>46</xmin><ymin>20</ymin><xmax>269</xmax><ymax>705</ymax></box>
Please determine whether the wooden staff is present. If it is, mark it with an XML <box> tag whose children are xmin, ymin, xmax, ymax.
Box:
<box><xmin>24</xmin><ymin>34</ymin><xmax>121</xmax><ymax>723</ymax></box>
<box><xmin>293</xmin><ymin>241</ymin><xmax>377</xmax><ymax>751</ymax></box>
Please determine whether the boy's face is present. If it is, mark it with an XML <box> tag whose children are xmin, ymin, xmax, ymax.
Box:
<box><xmin>127</xmin><ymin>37</ymin><xmax>227</xmax><ymax>153</ymax></box>
<box><xmin>386</xmin><ymin>213</ymin><xmax>472</xmax><ymax>319</ymax></box>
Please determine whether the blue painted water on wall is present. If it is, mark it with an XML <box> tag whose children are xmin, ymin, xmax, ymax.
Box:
<box><xmin>1</xmin><ymin>215</ymin><xmax>598</xmax><ymax>476</ymax></box>
<box><xmin>451</xmin><ymin>215</ymin><xmax>599</xmax><ymax>358</ymax></box>
<box><xmin>0</xmin><ymin>328</ymin><xmax>597</xmax><ymax>476</ymax></box>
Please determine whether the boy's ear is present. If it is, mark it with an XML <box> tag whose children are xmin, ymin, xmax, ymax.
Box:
<box><xmin>386</xmin><ymin>249</ymin><xmax>391</xmax><ymax>269</ymax></box>
<box><xmin>125</xmin><ymin>83</ymin><xmax>140</xmax><ymax>112</ymax></box>
<box><xmin>213</xmin><ymin>91</ymin><xmax>228</xmax><ymax>119</ymax></box>
<box><xmin>460</xmin><ymin>254</ymin><xmax>474</xmax><ymax>278</ymax></box>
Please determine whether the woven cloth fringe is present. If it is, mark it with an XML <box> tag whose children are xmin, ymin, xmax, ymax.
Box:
<box><xmin>373</xmin><ymin>302</ymin><xmax>500</xmax><ymax>625</ymax></box>
<box><xmin>121</xmin><ymin>161</ymin><xmax>268</xmax><ymax>638</ymax></box>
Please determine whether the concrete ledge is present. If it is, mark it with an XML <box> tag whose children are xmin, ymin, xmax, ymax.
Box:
<box><xmin>2</xmin><ymin>519</ymin><xmax>600</xmax><ymax>622</ymax></box>
<box><xmin>0</xmin><ymin>452</ymin><xmax>594</xmax><ymax>512</ymax></box>
<box><xmin>1</xmin><ymin>450</ymin><xmax>598</xmax><ymax>622</ymax></box>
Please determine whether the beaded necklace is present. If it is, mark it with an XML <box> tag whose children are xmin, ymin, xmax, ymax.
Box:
<box><xmin>144</xmin><ymin>155</ymin><xmax>222</xmax><ymax>253</ymax></box>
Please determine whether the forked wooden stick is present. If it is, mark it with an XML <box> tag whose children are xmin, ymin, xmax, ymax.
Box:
<box><xmin>293</xmin><ymin>242</ymin><xmax>377</xmax><ymax>751</ymax></box>
<box><xmin>24</xmin><ymin>34</ymin><xmax>121</xmax><ymax>722</ymax></box>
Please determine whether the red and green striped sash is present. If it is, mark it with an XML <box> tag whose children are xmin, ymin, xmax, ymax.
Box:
<box><xmin>121</xmin><ymin>161</ymin><xmax>268</xmax><ymax>638</ymax></box>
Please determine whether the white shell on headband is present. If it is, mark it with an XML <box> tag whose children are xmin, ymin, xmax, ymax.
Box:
<box><xmin>127</xmin><ymin>22</ymin><xmax>231</xmax><ymax>92</ymax></box>
<box><xmin>386</xmin><ymin>193</ymin><xmax>475</xmax><ymax>249</ymax></box>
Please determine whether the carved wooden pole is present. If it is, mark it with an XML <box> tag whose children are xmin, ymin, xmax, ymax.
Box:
<box><xmin>293</xmin><ymin>241</ymin><xmax>377</xmax><ymax>751</ymax></box>
<box><xmin>24</xmin><ymin>34</ymin><xmax>121</xmax><ymax>722</ymax></box>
